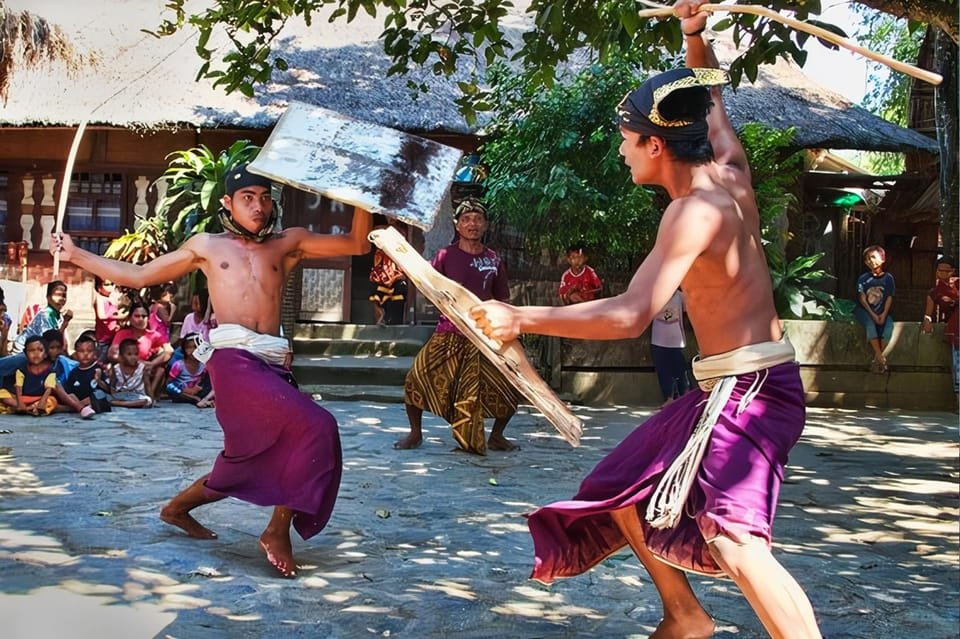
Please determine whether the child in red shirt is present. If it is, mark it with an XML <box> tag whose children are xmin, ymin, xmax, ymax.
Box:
<box><xmin>559</xmin><ymin>245</ymin><xmax>603</xmax><ymax>305</ymax></box>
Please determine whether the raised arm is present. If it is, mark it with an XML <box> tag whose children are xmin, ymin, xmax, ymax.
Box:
<box><xmin>52</xmin><ymin>233</ymin><xmax>203</xmax><ymax>289</ymax></box>
<box><xmin>291</xmin><ymin>206</ymin><xmax>373</xmax><ymax>259</ymax></box>
<box><xmin>675</xmin><ymin>0</ymin><xmax>749</xmax><ymax>175</ymax></box>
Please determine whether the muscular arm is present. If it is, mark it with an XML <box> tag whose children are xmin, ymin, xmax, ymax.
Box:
<box><xmin>473</xmin><ymin>199</ymin><xmax>720</xmax><ymax>341</ymax></box>
<box><xmin>291</xmin><ymin>206</ymin><xmax>373</xmax><ymax>259</ymax></box>
<box><xmin>53</xmin><ymin>233</ymin><xmax>203</xmax><ymax>289</ymax></box>
<box><xmin>677</xmin><ymin>0</ymin><xmax>749</xmax><ymax>175</ymax></box>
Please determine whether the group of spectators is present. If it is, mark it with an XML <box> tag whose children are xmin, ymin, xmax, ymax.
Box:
<box><xmin>0</xmin><ymin>278</ymin><xmax>217</xmax><ymax>417</ymax></box>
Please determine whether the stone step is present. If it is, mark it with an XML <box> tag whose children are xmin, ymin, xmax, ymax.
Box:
<box><xmin>293</xmin><ymin>337</ymin><xmax>425</xmax><ymax>357</ymax></box>
<box><xmin>291</xmin><ymin>354</ymin><xmax>414</xmax><ymax>387</ymax></box>
<box><xmin>294</xmin><ymin>322</ymin><xmax>435</xmax><ymax>342</ymax></box>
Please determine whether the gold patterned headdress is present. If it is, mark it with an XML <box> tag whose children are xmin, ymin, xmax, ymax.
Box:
<box><xmin>616</xmin><ymin>68</ymin><xmax>729</xmax><ymax>140</ymax></box>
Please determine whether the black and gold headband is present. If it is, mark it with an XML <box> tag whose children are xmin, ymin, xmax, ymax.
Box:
<box><xmin>617</xmin><ymin>68</ymin><xmax>729</xmax><ymax>140</ymax></box>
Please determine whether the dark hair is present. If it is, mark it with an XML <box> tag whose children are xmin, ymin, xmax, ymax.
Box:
<box><xmin>664</xmin><ymin>138</ymin><xmax>715</xmax><ymax>164</ymax></box>
<box><xmin>41</xmin><ymin>329</ymin><xmax>64</xmax><ymax>346</ymax></box>
<box><xmin>566</xmin><ymin>244</ymin><xmax>588</xmax><ymax>255</ymax></box>
<box><xmin>150</xmin><ymin>283</ymin><xmax>177</xmax><ymax>300</ymax></box>
<box><xmin>657</xmin><ymin>87</ymin><xmax>715</xmax><ymax>165</ymax></box>
<box><xmin>118</xmin><ymin>338</ymin><xmax>139</xmax><ymax>354</ymax></box>
<box><xmin>129</xmin><ymin>302</ymin><xmax>150</xmax><ymax>317</ymax></box>
<box><xmin>24</xmin><ymin>335</ymin><xmax>46</xmax><ymax>350</ymax></box>
<box><xmin>936</xmin><ymin>256</ymin><xmax>956</xmax><ymax>269</ymax></box>
<box><xmin>46</xmin><ymin>280</ymin><xmax>67</xmax><ymax>297</ymax></box>
<box><xmin>74</xmin><ymin>333</ymin><xmax>97</xmax><ymax>350</ymax></box>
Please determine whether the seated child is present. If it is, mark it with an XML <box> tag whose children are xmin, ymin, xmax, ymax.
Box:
<box><xmin>42</xmin><ymin>329</ymin><xmax>94</xmax><ymax>419</ymax></box>
<box><xmin>108</xmin><ymin>338</ymin><xmax>153</xmax><ymax>408</ymax></box>
<box><xmin>165</xmin><ymin>333</ymin><xmax>215</xmax><ymax>408</ymax></box>
<box><xmin>0</xmin><ymin>335</ymin><xmax>58</xmax><ymax>415</ymax></box>
<box><xmin>149</xmin><ymin>283</ymin><xmax>177</xmax><ymax>343</ymax></box>
<box><xmin>559</xmin><ymin>245</ymin><xmax>603</xmax><ymax>305</ymax></box>
<box><xmin>180</xmin><ymin>290</ymin><xmax>214</xmax><ymax>342</ymax></box>
<box><xmin>64</xmin><ymin>333</ymin><xmax>109</xmax><ymax>414</ymax></box>
<box><xmin>12</xmin><ymin>280</ymin><xmax>73</xmax><ymax>353</ymax></box>
<box><xmin>42</xmin><ymin>329</ymin><xmax>79</xmax><ymax>383</ymax></box>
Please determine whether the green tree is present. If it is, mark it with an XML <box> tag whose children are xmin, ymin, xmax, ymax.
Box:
<box><xmin>853</xmin><ymin>7</ymin><xmax>926</xmax><ymax>174</ymax></box>
<box><xmin>156</xmin><ymin>140</ymin><xmax>262</xmax><ymax>245</ymax></box>
<box><xmin>480</xmin><ymin>56</ymin><xmax>662</xmax><ymax>271</ymax></box>
<box><xmin>152</xmin><ymin>0</ymin><xmax>957</xmax><ymax>250</ymax></box>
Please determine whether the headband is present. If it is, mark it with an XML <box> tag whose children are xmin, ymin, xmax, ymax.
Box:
<box><xmin>616</xmin><ymin>68</ymin><xmax>729</xmax><ymax>141</ymax></box>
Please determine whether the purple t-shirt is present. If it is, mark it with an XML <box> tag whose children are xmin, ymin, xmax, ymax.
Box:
<box><xmin>432</xmin><ymin>244</ymin><xmax>509</xmax><ymax>335</ymax></box>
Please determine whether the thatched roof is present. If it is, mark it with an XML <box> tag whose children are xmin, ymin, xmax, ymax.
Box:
<box><xmin>713</xmin><ymin>39</ymin><xmax>938</xmax><ymax>154</ymax></box>
<box><xmin>0</xmin><ymin>1</ymin><xmax>939</xmax><ymax>155</ymax></box>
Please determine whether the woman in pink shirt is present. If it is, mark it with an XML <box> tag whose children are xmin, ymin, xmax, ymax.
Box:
<box><xmin>110</xmin><ymin>302</ymin><xmax>173</xmax><ymax>399</ymax></box>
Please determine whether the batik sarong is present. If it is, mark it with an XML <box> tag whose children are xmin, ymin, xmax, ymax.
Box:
<box><xmin>527</xmin><ymin>339</ymin><xmax>804</xmax><ymax>580</ymax></box>
<box><xmin>200</xmin><ymin>327</ymin><xmax>341</xmax><ymax>541</ymax></box>
<box><xmin>404</xmin><ymin>331</ymin><xmax>519</xmax><ymax>455</ymax></box>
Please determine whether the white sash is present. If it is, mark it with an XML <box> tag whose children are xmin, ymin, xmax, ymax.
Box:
<box><xmin>193</xmin><ymin>323</ymin><xmax>290</xmax><ymax>367</ymax></box>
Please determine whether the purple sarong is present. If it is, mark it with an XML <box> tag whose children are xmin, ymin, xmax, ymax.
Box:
<box><xmin>202</xmin><ymin>348</ymin><xmax>342</xmax><ymax>540</ymax></box>
<box><xmin>528</xmin><ymin>361</ymin><xmax>804</xmax><ymax>580</ymax></box>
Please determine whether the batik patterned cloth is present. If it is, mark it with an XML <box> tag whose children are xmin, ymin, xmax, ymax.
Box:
<box><xmin>404</xmin><ymin>331</ymin><xmax>519</xmax><ymax>455</ymax></box>
<box><xmin>527</xmin><ymin>360</ymin><xmax>805</xmax><ymax>580</ymax></box>
<box><xmin>202</xmin><ymin>348</ymin><xmax>341</xmax><ymax>540</ymax></box>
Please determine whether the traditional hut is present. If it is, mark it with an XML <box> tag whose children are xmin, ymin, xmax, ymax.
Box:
<box><xmin>0</xmin><ymin>1</ymin><xmax>939</xmax><ymax>329</ymax></box>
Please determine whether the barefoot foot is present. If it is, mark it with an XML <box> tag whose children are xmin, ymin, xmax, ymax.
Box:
<box><xmin>160</xmin><ymin>508</ymin><xmax>218</xmax><ymax>539</ymax></box>
<box><xmin>259</xmin><ymin>533</ymin><xmax>297</xmax><ymax>578</ymax></box>
<box><xmin>649</xmin><ymin>613</ymin><xmax>715</xmax><ymax>639</ymax></box>
<box><xmin>393</xmin><ymin>434</ymin><xmax>422</xmax><ymax>449</ymax></box>
<box><xmin>487</xmin><ymin>433</ymin><xmax>519</xmax><ymax>452</ymax></box>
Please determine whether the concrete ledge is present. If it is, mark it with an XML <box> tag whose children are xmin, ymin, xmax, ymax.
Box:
<box><xmin>554</xmin><ymin>320</ymin><xmax>956</xmax><ymax>410</ymax></box>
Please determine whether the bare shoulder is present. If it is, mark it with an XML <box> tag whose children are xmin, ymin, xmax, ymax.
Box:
<box><xmin>663</xmin><ymin>191</ymin><xmax>726</xmax><ymax>230</ymax></box>
<box><xmin>175</xmin><ymin>232</ymin><xmax>230</xmax><ymax>261</ymax></box>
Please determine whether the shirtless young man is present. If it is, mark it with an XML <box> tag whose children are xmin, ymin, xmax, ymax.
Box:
<box><xmin>52</xmin><ymin>165</ymin><xmax>372</xmax><ymax>577</ymax></box>
<box><xmin>471</xmin><ymin>2</ymin><xmax>821</xmax><ymax>637</ymax></box>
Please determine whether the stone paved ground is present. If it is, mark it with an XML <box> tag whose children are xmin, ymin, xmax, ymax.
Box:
<box><xmin>0</xmin><ymin>400</ymin><xmax>957</xmax><ymax>639</ymax></box>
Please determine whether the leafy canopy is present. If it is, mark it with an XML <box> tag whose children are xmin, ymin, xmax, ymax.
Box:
<box><xmin>853</xmin><ymin>7</ymin><xmax>926</xmax><ymax>174</ymax></box>
<box><xmin>481</xmin><ymin>54</ymin><xmax>663</xmax><ymax>271</ymax></box>
<box><xmin>148</xmin><ymin>0</ymin><xmax>887</xmax><ymax>122</ymax></box>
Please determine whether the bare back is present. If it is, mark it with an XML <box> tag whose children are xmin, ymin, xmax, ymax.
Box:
<box><xmin>676</xmin><ymin>163</ymin><xmax>781</xmax><ymax>357</ymax></box>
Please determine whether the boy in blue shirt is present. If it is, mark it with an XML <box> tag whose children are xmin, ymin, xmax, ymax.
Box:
<box><xmin>854</xmin><ymin>245</ymin><xmax>895</xmax><ymax>373</ymax></box>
